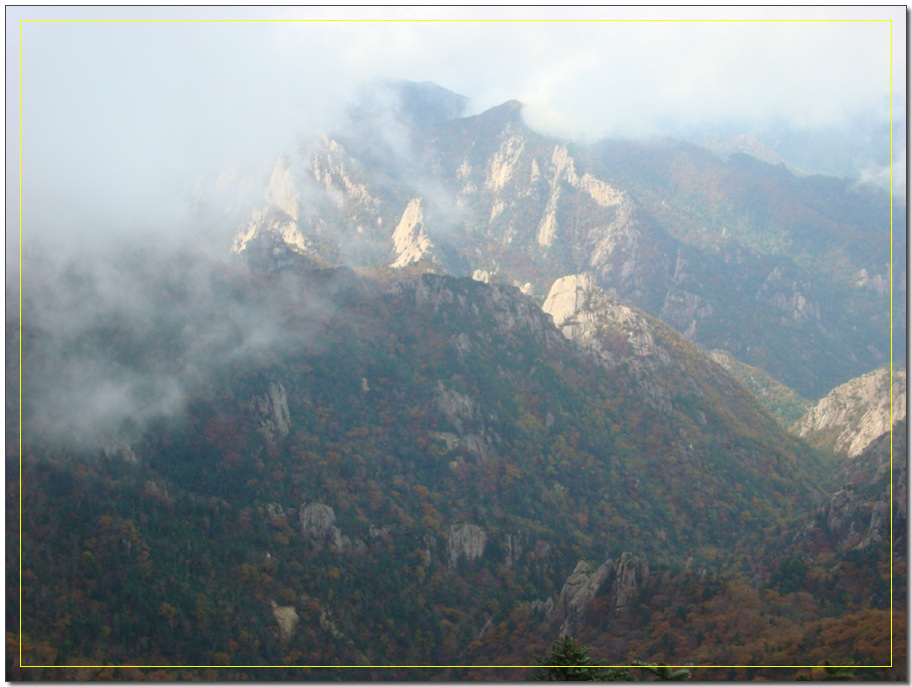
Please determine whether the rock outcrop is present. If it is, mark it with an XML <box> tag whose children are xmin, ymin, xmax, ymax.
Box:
<box><xmin>232</xmin><ymin>157</ymin><xmax>311</xmax><ymax>258</ymax></box>
<box><xmin>545</xmin><ymin>559</ymin><xmax>615</xmax><ymax>637</ymax></box>
<box><xmin>312</xmin><ymin>139</ymin><xmax>381</xmax><ymax>213</ymax></box>
<box><xmin>447</xmin><ymin>523</ymin><xmax>487</xmax><ymax>571</ymax></box>
<box><xmin>542</xmin><ymin>273</ymin><xmax>673</xmax><ymax>413</ymax></box>
<box><xmin>613</xmin><ymin>552</ymin><xmax>650</xmax><ymax>609</ymax></box>
<box><xmin>756</xmin><ymin>263</ymin><xmax>821</xmax><ymax>323</ymax></box>
<box><xmin>794</xmin><ymin>420</ymin><xmax>906</xmax><ymax>552</ymax></box>
<box><xmin>249</xmin><ymin>382</ymin><xmax>292</xmax><ymax>446</ymax></box>
<box><xmin>434</xmin><ymin>382</ymin><xmax>498</xmax><ymax>461</ymax></box>
<box><xmin>793</xmin><ymin>368</ymin><xmax>906</xmax><ymax>457</ymax></box>
<box><xmin>391</xmin><ymin>198</ymin><xmax>435</xmax><ymax>267</ymax></box>
<box><xmin>503</xmin><ymin>532</ymin><xmax>523</xmax><ymax>568</ymax></box>
<box><xmin>544</xmin><ymin>553</ymin><xmax>650</xmax><ymax>637</ymax></box>
<box><xmin>299</xmin><ymin>503</ymin><xmax>337</xmax><ymax>541</ymax></box>
<box><xmin>271</xmin><ymin>600</ymin><xmax>300</xmax><ymax>644</ymax></box>
<box><xmin>543</xmin><ymin>273</ymin><xmax>670</xmax><ymax>362</ymax></box>
<box><xmin>399</xmin><ymin>274</ymin><xmax>564</xmax><ymax>350</ymax></box>
<box><xmin>298</xmin><ymin>502</ymin><xmax>366</xmax><ymax>555</ymax></box>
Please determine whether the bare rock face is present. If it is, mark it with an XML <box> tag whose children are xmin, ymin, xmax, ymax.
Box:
<box><xmin>542</xmin><ymin>274</ymin><xmax>673</xmax><ymax>413</ymax></box>
<box><xmin>542</xmin><ymin>273</ymin><xmax>597</xmax><ymax>332</ymax></box>
<box><xmin>612</xmin><ymin>552</ymin><xmax>649</xmax><ymax>609</ymax></box>
<box><xmin>391</xmin><ymin>198</ymin><xmax>435</xmax><ymax>267</ymax></box>
<box><xmin>327</xmin><ymin>527</ymin><xmax>367</xmax><ymax>556</ymax></box>
<box><xmin>543</xmin><ymin>274</ymin><xmax>669</xmax><ymax>361</ymax></box>
<box><xmin>658</xmin><ymin>252</ymin><xmax>715</xmax><ymax>342</ymax></box>
<box><xmin>447</xmin><ymin>523</ymin><xmax>487</xmax><ymax>571</ymax></box>
<box><xmin>231</xmin><ymin>156</ymin><xmax>313</xmax><ymax>259</ymax></box>
<box><xmin>299</xmin><ymin>503</ymin><xmax>337</xmax><ymax>542</ymax></box>
<box><xmin>265</xmin><ymin>503</ymin><xmax>288</xmax><ymax>527</ymax></box>
<box><xmin>821</xmin><ymin>488</ymin><xmax>866</xmax><ymax>538</ymax></box>
<box><xmin>855</xmin><ymin>268</ymin><xmax>892</xmax><ymax>298</ymax></box>
<box><xmin>544</xmin><ymin>552</ymin><xmax>650</xmax><ymax>636</ymax></box>
<box><xmin>858</xmin><ymin>501</ymin><xmax>891</xmax><ymax>549</ymax></box>
<box><xmin>297</xmin><ymin>502</ymin><xmax>365</xmax><ymax>555</ymax></box>
<box><xmin>434</xmin><ymin>382</ymin><xmax>498</xmax><ymax>460</ymax></box>
<box><xmin>796</xmin><ymin>483</ymin><xmax>886</xmax><ymax>552</ymax></box>
<box><xmin>435</xmin><ymin>382</ymin><xmax>477</xmax><ymax>435</ymax></box>
<box><xmin>503</xmin><ymin>532</ymin><xmax>523</xmax><ymax>568</ymax></box>
<box><xmin>250</xmin><ymin>382</ymin><xmax>292</xmax><ymax>446</ymax></box>
<box><xmin>398</xmin><ymin>274</ymin><xmax>564</xmax><ymax>350</ymax></box>
<box><xmin>793</xmin><ymin>368</ymin><xmax>906</xmax><ymax>457</ymax></box>
<box><xmin>794</xmin><ymin>420</ymin><xmax>905</xmax><ymax>552</ymax></box>
<box><xmin>312</xmin><ymin>139</ymin><xmax>381</xmax><ymax>213</ymax></box>
<box><xmin>103</xmin><ymin>441</ymin><xmax>139</xmax><ymax>464</ymax></box>
<box><xmin>545</xmin><ymin>559</ymin><xmax>615</xmax><ymax>637</ymax></box>
<box><xmin>271</xmin><ymin>600</ymin><xmax>300</xmax><ymax>645</ymax></box>
<box><xmin>756</xmin><ymin>264</ymin><xmax>821</xmax><ymax>323</ymax></box>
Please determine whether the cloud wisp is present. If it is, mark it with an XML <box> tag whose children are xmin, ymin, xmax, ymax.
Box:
<box><xmin>19</xmin><ymin>238</ymin><xmax>342</xmax><ymax>451</ymax></box>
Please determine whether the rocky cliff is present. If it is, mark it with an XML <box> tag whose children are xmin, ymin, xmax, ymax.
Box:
<box><xmin>793</xmin><ymin>420</ymin><xmax>906</xmax><ymax>553</ymax></box>
<box><xmin>793</xmin><ymin>368</ymin><xmax>906</xmax><ymax>457</ymax></box>
<box><xmin>540</xmin><ymin>272</ymin><xmax>785</xmax><ymax>436</ymax></box>
<box><xmin>447</xmin><ymin>523</ymin><xmax>487</xmax><ymax>571</ymax></box>
<box><xmin>543</xmin><ymin>273</ymin><xmax>674</xmax><ymax>413</ymax></box>
<box><xmin>249</xmin><ymin>382</ymin><xmax>292</xmax><ymax>447</ymax></box>
<box><xmin>542</xmin><ymin>553</ymin><xmax>650</xmax><ymax>638</ymax></box>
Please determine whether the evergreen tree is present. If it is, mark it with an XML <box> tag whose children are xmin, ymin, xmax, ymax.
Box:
<box><xmin>534</xmin><ymin>637</ymin><xmax>694</xmax><ymax>681</ymax></box>
<box><xmin>533</xmin><ymin>636</ymin><xmax>631</xmax><ymax>681</ymax></box>
<box><xmin>630</xmin><ymin>660</ymin><xmax>693</xmax><ymax>680</ymax></box>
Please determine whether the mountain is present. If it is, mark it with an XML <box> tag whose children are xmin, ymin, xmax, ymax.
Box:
<box><xmin>12</xmin><ymin>80</ymin><xmax>904</xmax><ymax>680</ymax></box>
<box><xmin>13</xmin><ymin>250</ymin><xmax>847</xmax><ymax>678</ymax></box>
<box><xmin>220</xmin><ymin>81</ymin><xmax>902</xmax><ymax>400</ymax></box>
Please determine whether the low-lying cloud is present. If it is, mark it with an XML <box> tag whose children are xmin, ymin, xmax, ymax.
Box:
<box><xmin>18</xmin><ymin>239</ymin><xmax>338</xmax><ymax>450</ymax></box>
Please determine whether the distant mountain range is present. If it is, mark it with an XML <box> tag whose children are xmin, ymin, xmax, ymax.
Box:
<box><xmin>218</xmin><ymin>80</ymin><xmax>903</xmax><ymax>400</ymax></box>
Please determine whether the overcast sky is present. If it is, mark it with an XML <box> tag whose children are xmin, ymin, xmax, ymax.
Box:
<box><xmin>6</xmin><ymin>5</ymin><xmax>905</xmax><ymax>265</ymax></box>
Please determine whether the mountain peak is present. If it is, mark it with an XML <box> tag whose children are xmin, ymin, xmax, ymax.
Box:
<box><xmin>488</xmin><ymin>98</ymin><xmax>524</xmax><ymax>118</ymax></box>
<box><xmin>466</xmin><ymin>98</ymin><xmax>525</xmax><ymax>130</ymax></box>
<box><xmin>496</xmin><ymin>98</ymin><xmax>523</xmax><ymax>111</ymax></box>
<box><xmin>388</xmin><ymin>79</ymin><xmax>469</xmax><ymax>126</ymax></box>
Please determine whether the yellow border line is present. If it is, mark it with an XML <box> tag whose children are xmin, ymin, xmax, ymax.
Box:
<box><xmin>888</xmin><ymin>15</ymin><xmax>894</xmax><ymax>672</ymax></box>
<box><xmin>15</xmin><ymin>14</ymin><xmax>899</xmax><ymax>674</ymax></box>
<box><xmin>18</xmin><ymin>16</ymin><xmax>24</xmax><ymax>672</ymax></box>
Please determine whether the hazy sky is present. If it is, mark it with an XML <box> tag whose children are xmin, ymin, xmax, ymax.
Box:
<box><xmin>7</xmin><ymin>5</ymin><xmax>906</xmax><ymax>262</ymax></box>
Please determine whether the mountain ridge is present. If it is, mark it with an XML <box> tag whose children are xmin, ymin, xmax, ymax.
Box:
<box><xmin>216</xmin><ymin>83</ymin><xmax>901</xmax><ymax>399</ymax></box>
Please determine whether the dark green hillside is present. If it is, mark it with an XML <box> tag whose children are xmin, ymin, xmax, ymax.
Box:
<box><xmin>12</xmin><ymin>251</ymin><xmax>833</xmax><ymax>677</ymax></box>
<box><xmin>467</xmin><ymin>422</ymin><xmax>905</xmax><ymax>680</ymax></box>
